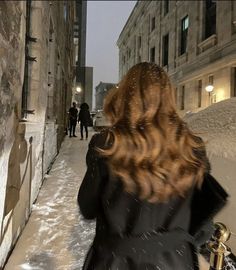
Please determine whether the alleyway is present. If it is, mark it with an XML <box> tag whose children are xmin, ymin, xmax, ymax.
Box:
<box><xmin>4</xmin><ymin>129</ymin><xmax>211</xmax><ymax>270</ymax></box>
<box><xmin>4</xmin><ymin>131</ymin><xmax>95</xmax><ymax>270</ymax></box>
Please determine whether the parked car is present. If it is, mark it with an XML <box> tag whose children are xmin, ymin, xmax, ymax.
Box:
<box><xmin>93</xmin><ymin>110</ymin><xmax>110</xmax><ymax>131</ymax></box>
<box><xmin>88</xmin><ymin>111</ymin><xmax>97</xmax><ymax>127</ymax></box>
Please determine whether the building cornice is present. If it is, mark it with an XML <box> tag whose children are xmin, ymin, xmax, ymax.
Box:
<box><xmin>171</xmin><ymin>45</ymin><xmax>236</xmax><ymax>84</ymax></box>
<box><xmin>117</xmin><ymin>1</ymin><xmax>151</xmax><ymax>47</ymax></box>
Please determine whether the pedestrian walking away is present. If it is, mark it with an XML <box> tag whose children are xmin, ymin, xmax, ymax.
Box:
<box><xmin>78</xmin><ymin>102</ymin><xmax>91</xmax><ymax>140</ymax></box>
<box><xmin>69</xmin><ymin>102</ymin><xmax>78</xmax><ymax>137</ymax></box>
<box><xmin>78</xmin><ymin>62</ymin><xmax>228</xmax><ymax>270</ymax></box>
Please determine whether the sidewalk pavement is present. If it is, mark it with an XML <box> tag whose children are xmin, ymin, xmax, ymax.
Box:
<box><xmin>4</xmin><ymin>131</ymin><xmax>96</xmax><ymax>270</ymax></box>
<box><xmin>4</xmin><ymin>130</ymin><xmax>209</xmax><ymax>270</ymax></box>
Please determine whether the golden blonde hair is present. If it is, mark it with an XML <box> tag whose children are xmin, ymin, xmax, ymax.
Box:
<box><xmin>99</xmin><ymin>62</ymin><xmax>208</xmax><ymax>203</ymax></box>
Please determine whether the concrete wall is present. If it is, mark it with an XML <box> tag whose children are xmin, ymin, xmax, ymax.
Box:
<box><xmin>0</xmin><ymin>2</ymin><xmax>26</xmax><ymax>265</ymax></box>
<box><xmin>0</xmin><ymin>1</ymin><xmax>75</xmax><ymax>267</ymax></box>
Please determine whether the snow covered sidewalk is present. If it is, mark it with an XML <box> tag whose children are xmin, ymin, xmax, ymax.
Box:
<box><xmin>4</xmin><ymin>130</ymin><xmax>210</xmax><ymax>270</ymax></box>
<box><xmin>4</xmin><ymin>132</ymin><xmax>96</xmax><ymax>270</ymax></box>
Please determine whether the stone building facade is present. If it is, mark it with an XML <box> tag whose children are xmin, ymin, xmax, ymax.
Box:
<box><xmin>117</xmin><ymin>0</ymin><xmax>236</xmax><ymax>115</ymax></box>
<box><xmin>73</xmin><ymin>1</ymin><xmax>93</xmax><ymax>111</ymax></box>
<box><xmin>83</xmin><ymin>66</ymin><xmax>93</xmax><ymax>111</ymax></box>
<box><xmin>0</xmin><ymin>1</ymin><xmax>76</xmax><ymax>267</ymax></box>
<box><xmin>95</xmin><ymin>81</ymin><xmax>117</xmax><ymax>110</ymax></box>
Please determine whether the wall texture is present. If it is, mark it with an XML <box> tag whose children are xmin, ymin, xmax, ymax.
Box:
<box><xmin>0</xmin><ymin>1</ymin><xmax>75</xmax><ymax>267</ymax></box>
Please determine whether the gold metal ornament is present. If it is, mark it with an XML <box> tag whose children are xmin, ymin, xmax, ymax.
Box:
<box><xmin>208</xmin><ymin>222</ymin><xmax>232</xmax><ymax>270</ymax></box>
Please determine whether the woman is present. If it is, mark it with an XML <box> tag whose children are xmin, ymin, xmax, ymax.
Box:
<box><xmin>78</xmin><ymin>63</ymin><xmax>228</xmax><ymax>270</ymax></box>
<box><xmin>79</xmin><ymin>102</ymin><xmax>91</xmax><ymax>140</ymax></box>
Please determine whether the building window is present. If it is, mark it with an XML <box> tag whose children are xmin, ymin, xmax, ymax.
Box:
<box><xmin>205</xmin><ymin>0</ymin><xmax>216</xmax><ymax>39</ymax></box>
<box><xmin>138</xmin><ymin>36</ymin><xmax>142</xmax><ymax>48</ymax></box>
<box><xmin>197</xmin><ymin>80</ymin><xmax>202</xmax><ymax>107</ymax></box>
<box><xmin>209</xmin><ymin>75</ymin><xmax>214</xmax><ymax>85</ymax></box>
<box><xmin>175</xmin><ymin>87</ymin><xmax>178</xmax><ymax>105</ymax></box>
<box><xmin>133</xmin><ymin>36</ymin><xmax>136</xmax><ymax>55</ymax></box>
<box><xmin>180</xmin><ymin>85</ymin><xmax>185</xmax><ymax>110</ymax></box>
<box><xmin>233</xmin><ymin>68</ymin><xmax>236</xmax><ymax>97</ymax></box>
<box><xmin>64</xmin><ymin>3</ymin><xmax>67</xmax><ymax>22</ymax></box>
<box><xmin>129</xmin><ymin>48</ymin><xmax>131</xmax><ymax>59</ymax></box>
<box><xmin>150</xmin><ymin>47</ymin><xmax>155</xmax><ymax>62</ymax></box>
<box><xmin>180</xmin><ymin>15</ymin><xmax>189</xmax><ymax>55</ymax></box>
<box><xmin>162</xmin><ymin>33</ymin><xmax>169</xmax><ymax>66</ymax></box>
<box><xmin>151</xmin><ymin>17</ymin><xmax>155</xmax><ymax>31</ymax></box>
<box><xmin>164</xmin><ymin>0</ymin><xmax>169</xmax><ymax>15</ymax></box>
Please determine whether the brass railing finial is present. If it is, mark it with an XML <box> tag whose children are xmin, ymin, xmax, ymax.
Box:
<box><xmin>208</xmin><ymin>222</ymin><xmax>231</xmax><ymax>270</ymax></box>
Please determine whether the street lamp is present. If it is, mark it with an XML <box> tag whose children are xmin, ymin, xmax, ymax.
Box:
<box><xmin>205</xmin><ymin>84</ymin><xmax>214</xmax><ymax>105</ymax></box>
<box><xmin>76</xmin><ymin>86</ymin><xmax>82</xmax><ymax>93</ymax></box>
<box><xmin>205</xmin><ymin>84</ymin><xmax>214</xmax><ymax>93</ymax></box>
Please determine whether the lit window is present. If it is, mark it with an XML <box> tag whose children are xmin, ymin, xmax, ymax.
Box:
<box><xmin>180</xmin><ymin>16</ymin><xmax>189</xmax><ymax>55</ymax></box>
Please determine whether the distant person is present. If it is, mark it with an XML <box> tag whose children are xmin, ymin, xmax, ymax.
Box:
<box><xmin>78</xmin><ymin>62</ymin><xmax>228</xmax><ymax>270</ymax></box>
<box><xmin>68</xmin><ymin>102</ymin><xmax>78</xmax><ymax>137</ymax></box>
<box><xmin>78</xmin><ymin>102</ymin><xmax>90</xmax><ymax>140</ymax></box>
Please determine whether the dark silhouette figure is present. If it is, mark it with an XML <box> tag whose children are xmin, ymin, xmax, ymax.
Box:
<box><xmin>69</xmin><ymin>102</ymin><xmax>78</xmax><ymax>137</ymax></box>
<box><xmin>78</xmin><ymin>103</ymin><xmax>90</xmax><ymax>140</ymax></box>
<box><xmin>78</xmin><ymin>63</ymin><xmax>228</xmax><ymax>270</ymax></box>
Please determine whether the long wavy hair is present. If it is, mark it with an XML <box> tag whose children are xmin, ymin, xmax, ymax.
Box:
<box><xmin>99</xmin><ymin>62</ymin><xmax>208</xmax><ymax>203</ymax></box>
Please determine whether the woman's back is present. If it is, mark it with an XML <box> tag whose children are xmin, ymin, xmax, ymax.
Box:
<box><xmin>79</xmin><ymin>131</ymin><xmax>200</xmax><ymax>270</ymax></box>
<box><xmin>96</xmin><ymin>132</ymin><xmax>193</xmax><ymax>235</ymax></box>
<box><xmin>78</xmin><ymin>63</ymin><xmax>228</xmax><ymax>270</ymax></box>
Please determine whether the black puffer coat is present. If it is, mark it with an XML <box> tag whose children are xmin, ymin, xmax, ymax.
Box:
<box><xmin>78</xmin><ymin>131</ymin><xmax>228</xmax><ymax>270</ymax></box>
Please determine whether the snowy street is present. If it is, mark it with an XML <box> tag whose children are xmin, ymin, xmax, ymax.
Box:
<box><xmin>4</xmin><ymin>131</ymin><xmax>96</xmax><ymax>270</ymax></box>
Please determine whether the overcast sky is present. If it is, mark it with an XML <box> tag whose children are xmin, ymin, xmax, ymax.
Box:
<box><xmin>86</xmin><ymin>1</ymin><xmax>137</xmax><ymax>108</ymax></box>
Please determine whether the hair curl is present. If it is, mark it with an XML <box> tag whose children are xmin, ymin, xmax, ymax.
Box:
<box><xmin>98</xmin><ymin>62</ymin><xmax>208</xmax><ymax>203</ymax></box>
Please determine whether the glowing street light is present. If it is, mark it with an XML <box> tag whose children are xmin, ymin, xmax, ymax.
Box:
<box><xmin>205</xmin><ymin>84</ymin><xmax>214</xmax><ymax>92</ymax></box>
<box><xmin>76</xmin><ymin>86</ymin><xmax>82</xmax><ymax>93</ymax></box>
<box><xmin>205</xmin><ymin>84</ymin><xmax>214</xmax><ymax>105</ymax></box>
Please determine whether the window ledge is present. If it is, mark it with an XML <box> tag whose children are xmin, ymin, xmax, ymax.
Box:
<box><xmin>175</xmin><ymin>52</ymin><xmax>188</xmax><ymax>67</ymax></box>
<box><xmin>198</xmin><ymin>34</ymin><xmax>217</xmax><ymax>53</ymax></box>
<box><xmin>231</xmin><ymin>32</ymin><xmax>236</xmax><ymax>41</ymax></box>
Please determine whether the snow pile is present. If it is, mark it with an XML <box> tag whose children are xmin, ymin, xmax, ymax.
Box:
<box><xmin>185</xmin><ymin>98</ymin><xmax>236</xmax><ymax>160</ymax></box>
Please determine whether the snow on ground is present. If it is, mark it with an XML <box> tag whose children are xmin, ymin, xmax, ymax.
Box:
<box><xmin>5</xmin><ymin>97</ymin><xmax>236</xmax><ymax>270</ymax></box>
<box><xmin>4</xmin><ymin>130</ymin><xmax>96</xmax><ymax>270</ymax></box>
<box><xmin>186</xmin><ymin>98</ymin><xmax>236</xmax><ymax>254</ymax></box>
<box><xmin>185</xmin><ymin>98</ymin><xmax>236</xmax><ymax>160</ymax></box>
